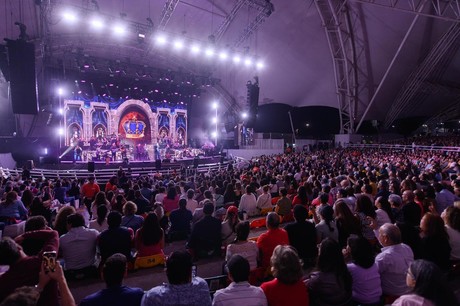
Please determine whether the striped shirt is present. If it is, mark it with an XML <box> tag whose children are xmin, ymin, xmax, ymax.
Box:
<box><xmin>212</xmin><ymin>282</ymin><xmax>267</xmax><ymax>306</ymax></box>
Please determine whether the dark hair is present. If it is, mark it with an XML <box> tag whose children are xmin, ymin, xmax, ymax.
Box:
<box><xmin>445</xmin><ymin>206</ymin><xmax>460</xmax><ymax>232</ymax></box>
<box><xmin>320</xmin><ymin>205</ymin><xmax>335</xmax><ymax>232</ymax></box>
<box><xmin>227</xmin><ymin>255</ymin><xmax>250</xmax><ymax>282</ymax></box>
<box><xmin>0</xmin><ymin>286</ymin><xmax>40</xmax><ymax>306</ymax></box>
<box><xmin>97</xmin><ymin>205</ymin><xmax>108</xmax><ymax>226</ymax></box>
<box><xmin>421</xmin><ymin>213</ymin><xmax>449</xmax><ymax>240</ymax></box>
<box><xmin>280</xmin><ymin>187</ymin><xmax>287</xmax><ymax>197</ymax></box>
<box><xmin>103</xmin><ymin>253</ymin><xmax>127</xmax><ymax>287</ymax></box>
<box><xmin>293</xmin><ymin>204</ymin><xmax>308</xmax><ymax>221</ymax></box>
<box><xmin>94</xmin><ymin>191</ymin><xmax>107</xmax><ymax>206</ymax></box>
<box><xmin>356</xmin><ymin>195</ymin><xmax>376</xmax><ymax>218</ymax></box>
<box><xmin>296</xmin><ymin>186</ymin><xmax>308</xmax><ymax>205</ymax></box>
<box><xmin>166</xmin><ymin>251</ymin><xmax>193</xmax><ymax>285</ymax></box>
<box><xmin>203</xmin><ymin>202</ymin><xmax>214</xmax><ymax>215</ymax></box>
<box><xmin>67</xmin><ymin>213</ymin><xmax>85</xmax><ymax>228</ymax></box>
<box><xmin>376</xmin><ymin>197</ymin><xmax>395</xmax><ymax>223</ymax></box>
<box><xmin>139</xmin><ymin>213</ymin><xmax>163</xmax><ymax>246</ymax></box>
<box><xmin>347</xmin><ymin>236</ymin><xmax>375</xmax><ymax>269</ymax></box>
<box><xmin>334</xmin><ymin>200</ymin><xmax>360</xmax><ymax>235</ymax></box>
<box><xmin>178</xmin><ymin>198</ymin><xmax>187</xmax><ymax>208</ymax></box>
<box><xmin>319</xmin><ymin>193</ymin><xmax>329</xmax><ymax>204</ymax></box>
<box><xmin>107</xmin><ymin>211</ymin><xmax>122</xmax><ymax>228</ymax></box>
<box><xmin>271</xmin><ymin>245</ymin><xmax>303</xmax><ymax>284</ymax></box>
<box><xmin>25</xmin><ymin>215</ymin><xmax>47</xmax><ymax>232</ymax></box>
<box><xmin>266</xmin><ymin>212</ymin><xmax>280</xmax><ymax>229</ymax></box>
<box><xmin>409</xmin><ymin>259</ymin><xmax>459</xmax><ymax>306</ymax></box>
<box><xmin>0</xmin><ymin>237</ymin><xmax>21</xmax><ymax>265</ymax></box>
<box><xmin>166</xmin><ymin>187</ymin><xmax>177</xmax><ymax>200</ymax></box>
<box><xmin>317</xmin><ymin>238</ymin><xmax>352</xmax><ymax>292</ymax></box>
<box><xmin>234</xmin><ymin>221</ymin><xmax>250</xmax><ymax>242</ymax></box>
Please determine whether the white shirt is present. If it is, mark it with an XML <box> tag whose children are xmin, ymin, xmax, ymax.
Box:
<box><xmin>446</xmin><ymin>225</ymin><xmax>460</xmax><ymax>260</ymax></box>
<box><xmin>239</xmin><ymin>194</ymin><xmax>258</xmax><ymax>217</ymax></box>
<box><xmin>375</xmin><ymin>243</ymin><xmax>413</xmax><ymax>296</ymax></box>
<box><xmin>59</xmin><ymin>226</ymin><xmax>99</xmax><ymax>270</ymax></box>
<box><xmin>212</xmin><ymin>282</ymin><xmax>267</xmax><ymax>306</ymax></box>
<box><xmin>186</xmin><ymin>198</ymin><xmax>199</xmax><ymax>214</ymax></box>
<box><xmin>256</xmin><ymin>193</ymin><xmax>272</xmax><ymax>210</ymax></box>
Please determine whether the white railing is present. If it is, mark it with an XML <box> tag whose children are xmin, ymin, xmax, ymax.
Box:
<box><xmin>240</xmin><ymin>138</ymin><xmax>284</xmax><ymax>150</ymax></box>
<box><xmin>344</xmin><ymin>143</ymin><xmax>460</xmax><ymax>152</ymax></box>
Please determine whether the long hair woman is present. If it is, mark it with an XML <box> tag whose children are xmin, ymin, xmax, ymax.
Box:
<box><xmin>134</xmin><ymin>212</ymin><xmax>165</xmax><ymax>257</ymax></box>
<box><xmin>89</xmin><ymin>204</ymin><xmax>109</xmax><ymax>232</ymax></box>
<box><xmin>355</xmin><ymin>194</ymin><xmax>377</xmax><ymax>244</ymax></box>
<box><xmin>419</xmin><ymin>213</ymin><xmax>451</xmax><ymax>272</ymax></box>
<box><xmin>334</xmin><ymin>200</ymin><xmax>361</xmax><ymax>248</ymax></box>
<box><xmin>225</xmin><ymin>221</ymin><xmax>259</xmax><ymax>270</ymax></box>
<box><xmin>221</xmin><ymin>206</ymin><xmax>240</xmax><ymax>246</ymax></box>
<box><xmin>316</xmin><ymin>205</ymin><xmax>338</xmax><ymax>244</ymax></box>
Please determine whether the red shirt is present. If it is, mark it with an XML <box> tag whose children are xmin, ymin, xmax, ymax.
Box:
<box><xmin>81</xmin><ymin>182</ymin><xmax>100</xmax><ymax>199</ymax></box>
<box><xmin>261</xmin><ymin>278</ymin><xmax>309</xmax><ymax>306</ymax></box>
<box><xmin>257</xmin><ymin>228</ymin><xmax>289</xmax><ymax>268</ymax></box>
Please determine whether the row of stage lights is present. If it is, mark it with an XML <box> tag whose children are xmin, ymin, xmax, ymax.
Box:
<box><xmin>61</xmin><ymin>10</ymin><xmax>265</xmax><ymax>70</ymax></box>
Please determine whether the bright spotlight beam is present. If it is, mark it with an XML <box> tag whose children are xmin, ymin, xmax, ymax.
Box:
<box><xmin>63</xmin><ymin>11</ymin><xmax>78</xmax><ymax>23</ymax></box>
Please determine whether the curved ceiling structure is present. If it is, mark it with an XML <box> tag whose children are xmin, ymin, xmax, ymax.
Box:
<box><xmin>1</xmin><ymin>0</ymin><xmax>459</xmax><ymax>133</ymax></box>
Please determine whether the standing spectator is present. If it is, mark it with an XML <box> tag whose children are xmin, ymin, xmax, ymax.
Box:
<box><xmin>256</xmin><ymin>212</ymin><xmax>289</xmax><ymax>270</ymax></box>
<box><xmin>98</xmin><ymin>211</ymin><xmax>134</xmax><ymax>264</ymax></box>
<box><xmin>434</xmin><ymin>182</ymin><xmax>455</xmax><ymax>215</ymax></box>
<box><xmin>376</xmin><ymin>224</ymin><xmax>414</xmax><ymax>303</ymax></box>
<box><xmin>80</xmin><ymin>176</ymin><xmax>100</xmax><ymax>217</ymax></box>
<box><xmin>141</xmin><ymin>251</ymin><xmax>211</xmax><ymax>306</ymax></box>
<box><xmin>333</xmin><ymin>200</ymin><xmax>361</xmax><ymax>248</ymax></box>
<box><xmin>419</xmin><ymin>213</ymin><xmax>451</xmax><ymax>272</ymax></box>
<box><xmin>401</xmin><ymin>190</ymin><xmax>422</xmax><ymax>227</ymax></box>
<box><xmin>307</xmin><ymin>238</ymin><xmax>352</xmax><ymax>306</ymax></box>
<box><xmin>355</xmin><ymin>194</ymin><xmax>377</xmax><ymax>244</ymax></box>
<box><xmin>284</xmin><ymin>205</ymin><xmax>317</xmax><ymax>268</ymax></box>
<box><xmin>134</xmin><ymin>213</ymin><xmax>164</xmax><ymax>257</ymax></box>
<box><xmin>346</xmin><ymin>237</ymin><xmax>382</xmax><ymax>305</ymax></box>
<box><xmin>315</xmin><ymin>205</ymin><xmax>338</xmax><ymax>244</ymax></box>
<box><xmin>213</xmin><ymin>255</ymin><xmax>267</xmax><ymax>306</ymax></box>
<box><xmin>169</xmin><ymin>198</ymin><xmax>193</xmax><ymax>241</ymax></box>
<box><xmin>59</xmin><ymin>213</ymin><xmax>99</xmax><ymax>279</ymax></box>
<box><xmin>187</xmin><ymin>202</ymin><xmax>222</xmax><ymax>258</ymax></box>
<box><xmin>443</xmin><ymin>206</ymin><xmax>460</xmax><ymax>260</ymax></box>
<box><xmin>261</xmin><ymin>245</ymin><xmax>309</xmax><ymax>306</ymax></box>
<box><xmin>0</xmin><ymin>229</ymin><xmax>59</xmax><ymax>306</ymax></box>
<box><xmin>80</xmin><ymin>254</ymin><xmax>144</xmax><ymax>306</ymax></box>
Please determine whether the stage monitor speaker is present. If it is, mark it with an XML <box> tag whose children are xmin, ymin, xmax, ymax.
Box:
<box><xmin>7</xmin><ymin>40</ymin><xmax>38</xmax><ymax>115</ymax></box>
<box><xmin>155</xmin><ymin>159</ymin><xmax>161</xmax><ymax>170</ymax></box>
<box><xmin>193</xmin><ymin>157</ymin><xmax>199</xmax><ymax>168</ymax></box>
<box><xmin>87</xmin><ymin>161</ymin><xmax>95</xmax><ymax>173</ymax></box>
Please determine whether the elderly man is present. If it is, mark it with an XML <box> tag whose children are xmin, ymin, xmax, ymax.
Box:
<box><xmin>375</xmin><ymin>223</ymin><xmax>414</xmax><ymax>303</ymax></box>
<box><xmin>256</xmin><ymin>212</ymin><xmax>289</xmax><ymax>269</ymax></box>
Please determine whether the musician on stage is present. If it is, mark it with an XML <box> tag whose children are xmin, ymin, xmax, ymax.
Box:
<box><xmin>74</xmin><ymin>145</ymin><xmax>83</xmax><ymax>162</ymax></box>
<box><xmin>120</xmin><ymin>145</ymin><xmax>127</xmax><ymax>161</ymax></box>
<box><xmin>110</xmin><ymin>142</ymin><xmax>118</xmax><ymax>161</ymax></box>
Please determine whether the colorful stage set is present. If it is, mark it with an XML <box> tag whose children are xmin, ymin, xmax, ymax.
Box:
<box><xmin>61</xmin><ymin>99</ymin><xmax>200</xmax><ymax>164</ymax></box>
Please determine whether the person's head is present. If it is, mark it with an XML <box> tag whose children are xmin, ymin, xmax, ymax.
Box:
<box><xmin>378</xmin><ymin>223</ymin><xmax>401</xmax><ymax>247</ymax></box>
<box><xmin>66</xmin><ymin>213</ymin><xmax>85</xmax><ymax>228</ymax></box>
<box><xmin>262</xmin><ymin>185</ymin><xmax>269</xmax><ymax>193</ymax></box>
<box><xmin>24</xmin><ymin>215</ymin><xmax>47</xmax><ymax>232</ymax></box>
<box><xmin>122</xmin><ymin>201</ymin><xmax>137</xmax><ymax>216</ymax></box>
<box><xmin>95</xmin><ymin>191</ymin><xmax>107</xmax><ymax>204</ymax></box>
<box><xmin>235</xmin><ymin>221</ymin><xmax>250</xmax><ymax>242</ymax></box>
<box><xmin>347</xmin><ymin>236</ymin><xmax>375</xmax><ymax>269</ymax></box>
<box><xmin>0</xmin><ymin>237</ymin><xmax>22</xmax><ymax>265</ymax></box>
<box><xmin>317</xmin><ymin>238</ymin><xmax>352</xmax><ymax>291</ymax></box>
<box><xmin>167</xmin><ymin>187</ymin><xmax>177</xmax><ymax>199</ymax></box>
<box><xmin>402</xmin><ymin>190</ymin><xmax>415</xmax><ymax>203</ymax></box>
<box><xmin>355</xmin><ymin>194</ymin><xmax>376</xmax><ymax>218</ymax></box>
<box><xmin>0</xmin><ymin>286</ymin><xmax>40</xmax><ymax>306</ymax></box>
<box><xmin>187</xmin><ymin>189</ymin><xmax>195</xmax><ymax>199</ymax></box>
<box><xmin>178</xmin><ymin>198</ymin><xmax>187</xmax><ymax>209</ymax></box>
<box><xmin>54</xmin><ymin>205</ymin><xmax>76</xmax><ymax>235</ymax></box>
<box><xmin>141</xmin><ymin>213</ymin><xmax>162</xmax><ymax>245</ymax></box>
<box><xmin>166</xmin><ymin>251</ymin><xmax>193</xmax><ymax>285</ymax></box>
<box><xmin>227</xmin><ymin>255</ymin><xmax>250</xmax><ymax>283</ymax></box>
<box><xmin>293</xmin><ymin>204</ymin><xmax>308</xmax><ymax>222</ymax></box>
<box><xmin>96</xmin><ymin>204</ymin><xmax>109</xmax><ymax>225</ymax></box>
<box><xmin>5</xmin><ymin>191</ymin><xmax>18</xmax><ymax>204</ymax></box>
<box><xmin>319</xmin><ymin>205</ymin><xmax>334</xmax><ymax>222</ymax></box>
<box><xmin>102</xmin><ymin>253</ymin><xmax>127</xmax><ymax>287</ymax></box>
<box><xmin>266</xmin><ymin>212</ymin><xmax>280</xmax><ymax>229</ymax></box>
<box><xmin>420</xmin><ymin>213</ymin><xmax>448</xmax><ymax>239</ymax></box>
<box><xmin>270</xmin><ymin>245</ymin><xmax>303</xmax><ymax>285</ymax></box>
<box><xmin>107</xmin><ymin>211</ymin><xmax>122</xmax><ymax>228</ymax></box>
<box><xmin>319</xmin><ymin>192</ymin><xmax>329</xmax><ymax>204</ymax></box>
<box><xmin>279</xmin><ymin>187</ymin><xmax>287</xmax><ymax>197</ymax></box>
<box><xmin>444</xmin><ymin>206</ymin><xmax>460</xmax><ymax>231</ymax></box>
<box><xmin>203</xmin><ymin>202</ymin><xmax>214</xmax><ymax>216</ymax></box>
<box><xmin>337</xmin><ymin>188</ymin><xmax>347</xmax><ymax>199</ymax></box>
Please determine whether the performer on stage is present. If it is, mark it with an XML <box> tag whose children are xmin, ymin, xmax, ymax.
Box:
<box><xmin>111</xmin><ymin>142</ymin><xmax>118</xmax><ymax>161</ymax></box>
<box><xmin>154</xmin><ymin>145</ymin><xmax>161</xmax><ymax>161</ymax></box>
<box><xmin>74</xmin><ymin>145</ymin><xmax>82</xmax><ymax>162</ymax></box>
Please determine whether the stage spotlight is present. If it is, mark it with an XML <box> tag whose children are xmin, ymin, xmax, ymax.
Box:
<box><xmin>62</xmin><ymin>11</ymin><xmax>78</xmax><ymax>23</ymax></box>
<box><xmin>190</xmin><ymin>44</ymin><xmax>201</xmax><ymax>54</ymax></box>
<box><xmin>57</xmin><ymin>87</ymin><xmax>64</xmax><ymax>96</ymax></box>
<box><xmin>256</xmin><ymin>61</ymin><xmax>265</xmax><ymax>69</ymax></box>
<box><xmin>58</xmin><ymin>127</ymin><xmax>64</xmax><ymax>135</ymax></box>
<box><xmin>90</xmin><ymin>18</ymin><xmax>104</xmax><ymax>30</ymax></box>
<box><xmin>211</xmin><ymin>131</ymin><xmax>217</xmax><ymax>138</ymax></box>
<box><xmin>58</xmin><ymin>108</ymin><xmax>64</xmax><ymax>115</ymax></box>
<box><xmin>244</xmin><ymin>58</ymin><xmax>253</xmax><ymax>67</ymax></box>
<box><xmin>173</xmin><ymin>40</ymin><xmax>184</xmax><ymax>50</ymax></box>
<box><xmin>233</xmin><ymin>55</ymin><xmax>241</xmax><ymax>64</ymax></box>
<box><xmin>242</xmin><ymin>112</ymin><xmax>248</xmax><ymax>119</ymax></box>
<box><xmin>113</xmin><ymin>24</ymin><xmax>126</xmax><ymax>36</ymax></box>
<box><xmin>219</xmin><ymin>51</ymin><xmax>228</xmax><ymax>60</ymax></box>
<box><xmin>155</xmin><ymin>34</ymin><xmax>167</xmax><ymax>46</ymax></box>
<box><xmin>138</xmin><ymin>33</ymin><xmax>145</xmax><ymax>39</ymax></box>
<box><xmin>205</xmin><ymin>48</ymin><xmax>215</xmax><ymax>57</ymax></box>
<box><xmin>212</xmin><ymin>102</ymin><xmax>218</xmax><ymax>109</ymax></box>
<box><xmin>212</xmin><ymin>117</ymin><xmax>218</xmax><ymax>123</ymax></box>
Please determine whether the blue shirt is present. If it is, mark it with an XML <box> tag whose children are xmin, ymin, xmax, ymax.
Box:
<box><xmin>141</xmin><ymin>277</ymin><xmax>211</xmax><ymax>306</ymax></box>
<box><xmin>80</xmin><ymin>285</ymin><xmax>144</xmax><ymax>306</ymax></box>
<box><xmin>0</xmin><ymin>200</ymin><xmax>28</xmax><ymax>220</ymax></box>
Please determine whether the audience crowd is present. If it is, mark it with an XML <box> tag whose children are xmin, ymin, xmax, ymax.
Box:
<box><xmin>0</xmin><ymin>143</ymin><xmax>460</xmax><ymax>306</ymax></box>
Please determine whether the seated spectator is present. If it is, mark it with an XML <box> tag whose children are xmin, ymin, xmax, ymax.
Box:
<box><xmin>134</xmin><ymin>190</ymin><xmax>150</xmax><ymax>215</ymax></box>
<box><xmin>80</xmin><ymin>254</ymin><xmax>144</xmax><ymax>306</ymax></box>
<box><xmin>134</xmin><ymin>213</ymin><xmax>164</xmax><ymax>257</ymax></box>
<box><xmin>169</xmin><ymin>198</ymin><xmax>193</xmax><ymax>241</ymax></box>
<box><xmin>89</xmin><ymin>204</ymin><xmax>109</xmax><ymax>232</ymax></box>
<box><xmin>163</xmin><ymin>186</ymin><xmax>179</xmax><ymax>214</ymax></box>
<box><xmin>221</xmin><ymin>206</ymin><xmax>240</xmax><ymax>246</ymax></box>
<box><xmin>292</xmin><ymin>185</ymin><xmax>308</xmax><ymax>206</ymax></box>
<box><xmin>346</xmin><ymin>236</ymin><xmax>382</xmax><ymax>305</ymax></box>
<box><xmin>392</xmin><ymin>260</ymin><xmax>458</xmax><ymax>306</ymax></box>
<box><xmin>307</xmin><ymin>238</ymin><xmax>352</xmax><ymax>306</ymax></box>
<box><xmin>443</xmin><ymin>206</ymin><xmax>460</xmax><ymax>261</ymax></box>
<box><xmin>284</xmin><ymin>205</ymin><xmax>317</xmax><ymax>268</ymax></box>
<box><xmin>376</xmin><ymin>224</ymin><xmax>414</xmax><ymax>303</ymax></box>
<box><xmin>226</xmin><ymin>221</ymin><xmax>259</xmax><ymax>270</ymax></box>
<box><xmin>187</xmin><ymin>202</ymin><xmax>222</xmax><ymax>258</ymax></box>
<box><xmin>213</xmin><ymin>255</ymin><xmax>267</xmax><ymax>306</ymax></box>
<box><xmin>0</xmin><ymin>191</ymin><xmax>28</xmax><ymax>224</ymax></box>
<box><xmin>0</xmin><ymin>229</ymin><xmax>59</xmax><ymax>306</ymax></box>
<box><xmin>185</xmin><ymin>189</ymin><xmax>198</xmax><ymax>213</ymax></box>
<box><xmin>37</xmin><ymin>261</ymin><xmax>76</xmax><ymax>306</ymax></box>
<box><xmin>239</xmin><ymin>186</ymin><xmax>258</xmax><ymax>218</ymax></box>
<box><xmin>274</xmin><ymin>187</ymin><xmax>291</xmax><ymax>217</ymax></box>
<box><xmin>256</xmin><ymin>212</ymin><xmax>289</xmax><ymax>270</ymax></box>
<box><xmin>141</xmin><ymin>251</ymin><xmax>211</xmax><ymax>306</ymax></box>
<box><xmin>59</xmin><ymin>213</ymin><xmax>99</xmax><ymax>278</ymax></box>
<box><xmin>21</xmin><ymin>216</ymin><xmax>47</xmax><ymax>256</ymax></box>
<box><xmin>121</xmin><ymin>201</ymin><xmax>144</xmax><ymax>233</ymax></box>
<box><xmin>29</xmin><ymin>197</ymin><xmax>52</xmax><ymax>225</ymax></box>
<box><xmin>53</xmin><ymin>206</ymin><xmax>76</xmax><ymax>237</ymax></box>
<box><xmin>53</xmin><ymin>180</ymin><xmax>75</xmax><ymax>207</ymax></box>
<box><xmin>90</xmin><ymin>191</ymin><xmax>110</xmax><ymax>220</ymax></box>
<box><xmin>401</xmin><ymin>190</ymin><xmax>422</xmax><ymax>227</ymax></box>
<box><xmin>315</xmin><ymin>205</ymin><xmax>338</xmax><ymax>244</ymax></box>
<box><xmin>98</xmin><ymin>211</ymin><xmax>134</xmax><ymax>264</ymax></box>
<box><xmin>256</xmin><ymin>185</ymin><xmax>273</xmax><ymax>213</ymax></box>
<box><xmin>419</xmin><ymin>213</ymin><xmax>451</xmax><ymax>272</ymax></box>
<box><xmin>261</xmin><ymin>245</ymin><xmax>309</xmax><ymax>306</ymax></box>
